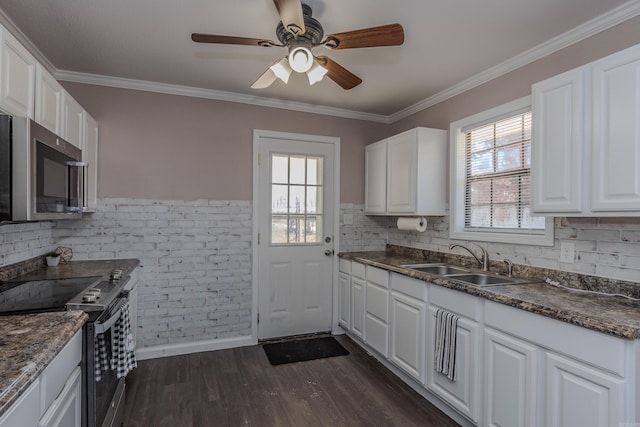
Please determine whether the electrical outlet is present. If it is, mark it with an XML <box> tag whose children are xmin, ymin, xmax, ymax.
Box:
<box><xmin>560</xmin><ymin>242</ymin><xmax>575</xmax><ymax>264</ymax></box>
<box><xmin>343</xmin><ymin>214</ymin><xmax>353</xmax><ymax>225</ymax></box>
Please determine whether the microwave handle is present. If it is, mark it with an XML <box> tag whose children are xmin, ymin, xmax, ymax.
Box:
<box><xmin>66</xmin><ymin>161</ymin><xmax>89</xmax><ymax>212</ymax></box>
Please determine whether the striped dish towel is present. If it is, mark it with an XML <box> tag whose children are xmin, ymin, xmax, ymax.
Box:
<box><xmin>110</xmin><ymin>302</ymin><xmax>138</xmax><ymax>378</ymax></box>
<box><xmin>94</xmin><ymin>333</ymin><xmax>110</xmax><ymax>382</ymax></box>
<box><xmin>434</xmin><ymin>308</ymin><xmax>459</xmax><ymax>381</ymax></box>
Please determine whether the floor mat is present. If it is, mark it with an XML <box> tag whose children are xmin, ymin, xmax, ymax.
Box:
<box><xmin>262</xmin><ymin>336</ymin><xmax>349</xmax><ymax>365</ymax></box>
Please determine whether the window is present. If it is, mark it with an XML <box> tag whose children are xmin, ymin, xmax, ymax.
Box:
<box><xmin>270</xmin><ymin>153</ymin><xmax>323</xmax><ymax>244</ymax></box>
<box><xmin>450</xmin><ymin>97</ymin><xmax>554</xmax><ymax>245</ymax></box>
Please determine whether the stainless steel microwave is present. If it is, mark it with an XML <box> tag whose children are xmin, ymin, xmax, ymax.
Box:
<box><xmin>0</xmin><ymin>115</ymin><xmax>89</xmax><ymax>221</ymax></box>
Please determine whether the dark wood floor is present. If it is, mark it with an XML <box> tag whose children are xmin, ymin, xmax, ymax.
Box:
<box><xmin>123</xmin><ymin>335</ymin><xmax>459</xmax><ymax>426</ymax></box>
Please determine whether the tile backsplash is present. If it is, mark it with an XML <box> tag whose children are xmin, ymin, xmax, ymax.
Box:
<box><xmin>0</xmin><ymin>222</ymin><xmax>55</xmax><ymax>266</ymax></box>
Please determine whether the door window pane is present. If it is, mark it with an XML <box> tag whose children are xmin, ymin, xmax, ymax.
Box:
<box><xmin>270</xmin><ymin>154</ymin><xmax>324</xmax><ymax>244</ymax></box>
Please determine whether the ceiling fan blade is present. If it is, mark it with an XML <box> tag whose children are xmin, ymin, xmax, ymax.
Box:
<box><xmin>191</xmin><ymin>33</ymin><xmax>277</xmax><ymax>47</ymax></box>
<box><xmin>273</xmin><ymin>0</ymin><xmax>305</xmax><ymax>35</ymax></box>
<box><xmin>316</xmin><ymin>56</ymin><xmax>362</xmax><ymax>90</ymax></box>
<box><xmin>251</xmin><ymin>66</ymin><xmax>278</xmax><ymax>89</ymax></box>
<box><xmin>323</xmin><ymin>23</ymin><xmax>404</xmax><ymax>49</ymax></box>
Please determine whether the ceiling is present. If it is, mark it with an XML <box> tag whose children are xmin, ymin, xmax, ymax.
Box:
<box><xmin>0</xmin><ymin>0</ymin><xmax>635</xmax><ymax>118</ymax></box>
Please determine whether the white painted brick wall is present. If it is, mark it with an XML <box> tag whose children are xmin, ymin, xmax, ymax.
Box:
<box><xmin>339</xmin><ymin>203</ymin><xmax>389</xmax><ymax>252</ymax></box>
<box><xmin>388</xmin><ymin>215</ymin><xmax>640</xmax><ymax>284</ymax></box>
<box><xmin>52</xmin><ymin>198</ymin><xmax>253</xmax><ymax>348</ymax></box>
<box><xmin>0</xmin><ymin>222</ymin><xmax>54</xmax><ymax>266</ymax></box>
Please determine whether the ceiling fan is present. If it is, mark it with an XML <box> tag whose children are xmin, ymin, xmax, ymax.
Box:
<box><xmin>191</xmin><ymin>0</ymin><xmax>404</xmax><ymax>90</ymax></box>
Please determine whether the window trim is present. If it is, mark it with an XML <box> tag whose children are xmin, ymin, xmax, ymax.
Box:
<box><xmin>449</xmin><ymin>96</ymin><xmax>554</xmax><ymax>246</ymax></box>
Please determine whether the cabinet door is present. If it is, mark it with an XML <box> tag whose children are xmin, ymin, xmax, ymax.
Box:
<box><xmin>0</xmin><ymin>28</ymin><xmax>36</xmax><ymax>118</ymax></box>
<box><xmin>84</xmin><ymin>113</ymin><xmax>99</xmax><ymax>210</ymax></box>
<box><xmin>350</xmin><ymin>276</ymin><xmax>365</xmax><ymax>338</ymax></box>
<box><xmin>387</xmin><ymin>130</ymin><xmax>417</xmax><ymax>214</ymax></box>
<box><xmin>389</xmin><ymin>290</ymin><xmax>425</xmax><ymax>383</ymax></box>
<box><xmin>365</xmin><ymin>141</ymin><xmax>387</xmax><ymax>214</ymax></box>
<box><xmin>62</xmin><ymin>91</ymin><xmax>84</xmax><ymax>149</ymax></box>
<box><xmin>591</xmin><ymin>45</ymin><xmax>640</xmax><ymax>211</ymax></box>
<box><xmin>338</xmin><ymin>272</ymin><xmax>351</xmax><ymax>329</ymax></box>
<box><xmin>484</xmin><ymin>329</ymin><xmax>539</xmax><ymax>427</ymax></box>
<box><xmin>0</xmin><ymin>379</ymin><xmax>40</xmax><ymax>427</ymax></box>
<box><xmin>545</xmin><ymin>352</ymin><xmax>624</xmax><ymax>427</ymax></box>
<box><xmin>38</xmin><ymin>367</ymin><xmax>81</xmax><ymax>427</ymax></box>
<box><xmin>35</xmin><ymin>65</ymin><xmax>63</xmax><ymax>135</ymax></box>
<box><xmin>364</xmin><ymin>280</ymin><xmax>389</xmax><ymax>357</ymax></box>
<box><xmin>531</xmin><ymin>68</ymin><xmax>586</xmax><ymax>213</ymax></box>
<box><xmin>426</xmin><ymin>306</ymin><xmax>480</xmax><ymax>423</ymax></box>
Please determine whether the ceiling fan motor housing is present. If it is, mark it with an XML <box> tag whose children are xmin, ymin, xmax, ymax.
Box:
<box><xmin>276</xmin><ymin>4</ymin><xmax>324</xmax><ymax>47</ymax></box>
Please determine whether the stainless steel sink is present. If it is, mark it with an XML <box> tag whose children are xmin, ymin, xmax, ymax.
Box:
<box><xmin>405</xmin><ymin>265</ymin><xmax>470</xmax><ymax>275</ymax></box>
<box><xmin>446</xmin><ymin>273</ymin><xmax>518</xmax><ymax>286</ymax></box>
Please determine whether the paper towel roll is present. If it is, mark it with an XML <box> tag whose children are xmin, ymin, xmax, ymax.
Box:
<box><xmin>396</xmin><ymin>217</ymin><xmax>427</xmax><ymax>232</ymax></box>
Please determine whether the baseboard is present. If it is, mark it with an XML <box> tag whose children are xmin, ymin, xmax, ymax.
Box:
<box><xmin>135</xmin><ymin>335</ymin><xmax>255</xmax><ymax>360</ymax></box>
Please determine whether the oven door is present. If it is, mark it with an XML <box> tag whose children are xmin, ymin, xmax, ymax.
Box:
<box><xmin>85</xmin><ymin>295</ymin><xmax>129</xmax><ymax>427</ymax></box>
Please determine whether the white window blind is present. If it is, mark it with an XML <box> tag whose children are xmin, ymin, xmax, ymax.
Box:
<box><xmin>463</xmin><ymin>111</ymin><xmax>545</xmax><ymax>232</ymax></box>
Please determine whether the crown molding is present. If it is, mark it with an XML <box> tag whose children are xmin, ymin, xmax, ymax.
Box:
<box><xmin>0</xmin><ymin>8</ymin><xmax>56</xmax><ymax>74</ymax></box>
<box><xmin>18</xmin><ymin>0</ymin><xmax>640</xmax><ymax>125</ymax></box>
<box><xmin>55</xmin><ymin>70</ymin><xmax>391</xmax><ymax>124</ymax></box>
<box><xmin>388</xmin><ymin>0</ymin><xmax>640</xmax><ymax>123</ymax></box>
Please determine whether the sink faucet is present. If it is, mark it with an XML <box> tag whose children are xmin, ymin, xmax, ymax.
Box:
<box><xmin>449</xmin><ymin>243</ymin><xmax>489</xmax><ymax>271</ymax></box>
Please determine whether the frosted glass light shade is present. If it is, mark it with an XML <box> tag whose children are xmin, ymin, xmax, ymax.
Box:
<box><xmin>307</xmin><ymin>61</ymin><xmax>327</xmax><ymax>85</ymax></box>
<box><xmin>270</xmin><ymin>57</ymin><xmax>292</xmax><ymax>83</ymax></box>
<box><xmin>288</xmin><ymin>47</ymin><xmax>313</xmax><ymax>73</ymax></box>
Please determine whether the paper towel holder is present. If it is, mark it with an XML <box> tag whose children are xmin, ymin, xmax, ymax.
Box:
<box><xmin>396</xmin><ymin>216</ymin><xmax>428</xmax><ymax>232</ymax></box>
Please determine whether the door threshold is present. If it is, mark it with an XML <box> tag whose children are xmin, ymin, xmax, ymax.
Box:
<box><xmin>258</xmin><ymin>331</ymin><xmax>333</xmax><ymax>345</ymax></box>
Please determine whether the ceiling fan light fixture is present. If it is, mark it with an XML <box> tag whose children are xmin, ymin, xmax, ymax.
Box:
<box><xmin>307</xmin><ymin>60</ymin><xmax>328</xmax><ymax>85</ymax></box>
<box><xmin>270</xmin><ymin>57</ymin><xmax>292</xmax><ymax>83</ymax></box>
<box><xmin>288</xmin><ymin>46</ymin><xmax>314</xmax><ymax>73</ymax></box>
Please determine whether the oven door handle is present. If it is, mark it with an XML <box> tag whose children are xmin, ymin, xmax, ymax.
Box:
<box><xmin>94</xmin><ymin>297</ymin><xmax>128</xmax><ymax>336</ymax></box>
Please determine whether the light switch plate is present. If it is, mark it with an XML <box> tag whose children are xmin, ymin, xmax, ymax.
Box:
<box><xmin>560</xmin><ymin>241</ymin><xmax>575</xmax><ymax>264</ymax></box>
<box><xmin>343</xmin><ymin>214</ymin><xmax>353</xmax><ymax>225</ymax></box>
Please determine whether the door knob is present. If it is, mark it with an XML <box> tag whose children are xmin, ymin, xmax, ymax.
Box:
<box><xmin>324</xmin><ymin>249</ymin><xmax>334</xmax><ymax>256</ymax></box>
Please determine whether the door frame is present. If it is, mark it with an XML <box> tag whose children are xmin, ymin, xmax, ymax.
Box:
<box><xmin>251</xmin><ymin>129</ymin><xmax>341</xmax><ymax>343</ymax></box>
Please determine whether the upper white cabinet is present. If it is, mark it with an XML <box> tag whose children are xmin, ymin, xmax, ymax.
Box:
<box><xmin>532</xmin><ymin>43</ymin><xmax>640</xmax><ymax>216</ymax></box>
<box><xmin>0</xmin><ymin>26</ymin><xmax>36</xmax><ymax>118</ymax></box>
<box><xmin>35</xmin><ymin>64</ymin><xmax>63</xmax><ymax>135</ymax></box>
<box><xmin>531</xmin><ymin>68</ymin><xmax>586</xmax><ymax>213</ymax></box>
<box><xmin>364</xmin><ymin>141</ymin><xmax>387</xmax><ymax>214</ymax></box>
<box><xmin>591</xmin><ymin>47</ymin><xmax>640</xmax><ymax>211</ymax></box>
<box><xmin>62</xmin><ymin>90</ymin><xmax>85</xmax><ymax>149</ymax></box>
<box><xmin>365</xmin><ymin>127</ymin><xmax>447</xmax><ymax>216</ymax></box>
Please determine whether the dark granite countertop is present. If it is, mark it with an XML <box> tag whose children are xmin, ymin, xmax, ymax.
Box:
<box><xmin>340</xmin><ymin>250</ymin><xmax>640</xmax><ymax>340</ymax></box>
<box><xmin>0</xmin><ymin>311</ymin><xmax>88</xmax><ymax>417</ymax></box>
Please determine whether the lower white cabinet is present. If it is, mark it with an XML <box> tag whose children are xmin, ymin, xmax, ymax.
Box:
<box><xmin>545</xmin><ymin>352</ymin><xmax>625</xmax><ymax>427</ymax></box>
<box><xmin>339</xmin><ymin>262</ymin><xmax>639</xmax><ymax>426</ymax></box>
<box><xmin>484</xmin><ymin>328</ymin><xmax>538</xmax><ymax>427</ymax></box>
<box><xmin>338</xmin><ymin>259</ymin><xmax>351</xmax><ymax>330</ymax></box>
<box><xmin>389</xmin><ymin>273</ymin><xmax>426</xmax><ymax>383</ymax></box>
<box><xmin>0</xmin><ymin>329</ymin><xmax>82</xmax><ymax>427</ymax></box>
<box><xmin>364</xmin><ymin>266</ymin><xmax>389</xmax><ymax>357</ymax></box>
<box><xmin>338</xmin><ymin>272</ymin><xmax>351</xmax><ymax>329</ymax></box>
<box><xmin>38</xmin><ymin>367</ymin><xmax>81</xmax><ymax>427</ymax></box>
<box><xmin>0</xmin><ymin>379</ymin><xmax>40</xmax><ymax>427</ymax></box>
<box><xmin>350</xmin><ymin>276</ymin><xmax>365</xmax><ymax>339</ymax></box>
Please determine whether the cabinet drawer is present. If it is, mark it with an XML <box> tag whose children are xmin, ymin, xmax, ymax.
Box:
<box><xmin>339</xmin><ymin>259</ymin><xmax>351</xmax><ymax>274</ymax></box>
<box><xmin>390</xmin><ymin>273</ymin><xmax>426</xmax><ymax>301</ymax></box>
<box><xmin>366</xmin><ymin>281</ymin><xmax>388</xmax><ymax>322</ymax></box>
<box><xmin>40</xmin><ymin>330</ymin><xmax>82</xmax><ymax>412</ymax></box>
<box><xmin>485</xmin><ymin>300</ymin><xmax>625</xmax><ymax>375</ymax></box>
<box><xmin>351</xmin><ymin>262</ymin><xmax>366</xmax><ymax>279</ymax></box>
<box><xmin>366</xmin><ymin>266</ymin><xmax>389</xmax><ymax>288</ymax></box>
<box><xmin>430</xmin><ymin>285</ymin><xmax>481</xmax><ymax>321</ymax></box>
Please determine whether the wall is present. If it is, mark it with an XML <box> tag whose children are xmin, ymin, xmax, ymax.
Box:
<box><xmin>383</xmin><ymin>15</ymin><xmax>640</xmax><ymax>284</ymax></box>
<box><xmin>62</xmin><ymin>82</ymin><xmax>387</xmax><ymax>204</ymax></box>
<box><xmin>2</xmin><ymin>15</ymin><xmax>640</xmax><ymax>351</ymax></box>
